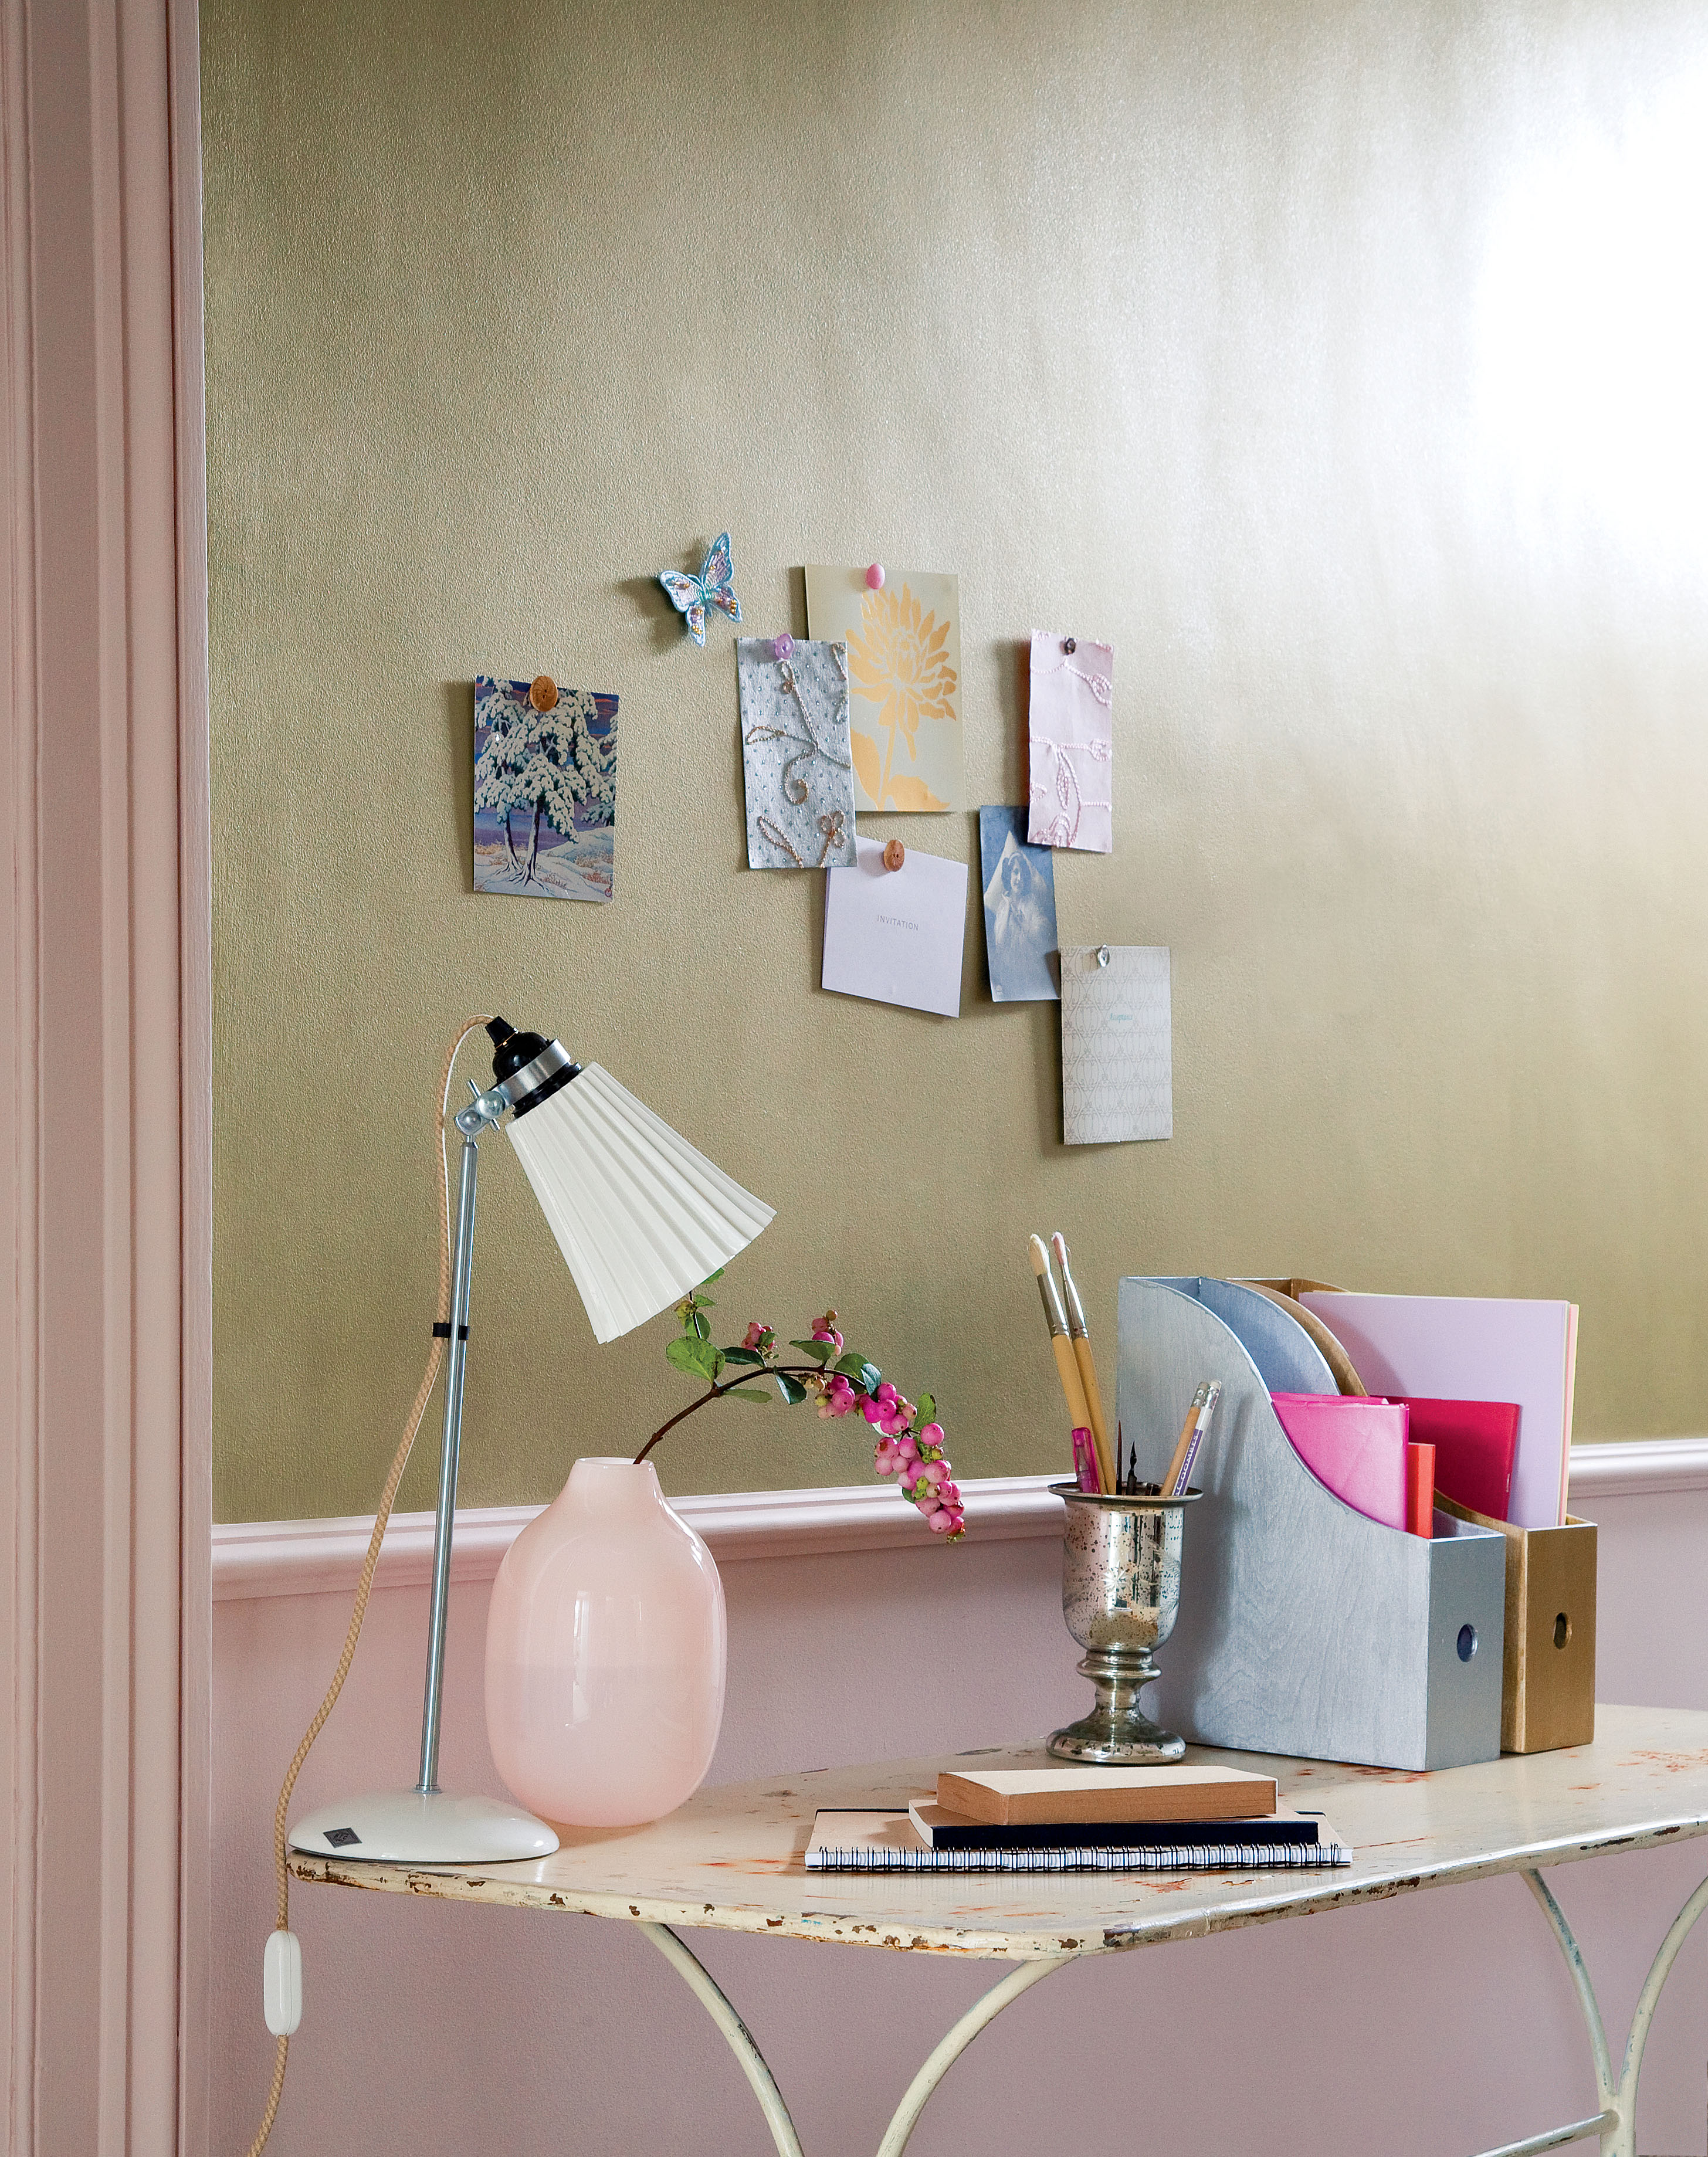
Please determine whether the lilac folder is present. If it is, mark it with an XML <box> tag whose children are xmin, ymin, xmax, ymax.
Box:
<box><xmin>1270</xmin><ymin>1393</ymin><xmax>1411</xmax><ymax>1531</ymax></box>
<box><xmin>1299</xmin><ymin>1294</ymin><xmax>1577</xmax><ymax>1531</ymax></box>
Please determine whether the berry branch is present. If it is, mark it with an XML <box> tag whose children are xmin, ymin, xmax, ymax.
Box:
<box><xmin>637</xmin><ymin>1283</ymin><xmax>965</xmax><ymax>1539</ymax></box>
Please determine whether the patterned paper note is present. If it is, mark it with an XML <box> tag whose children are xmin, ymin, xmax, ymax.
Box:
<box><xmin>473</xmin><ymin>677</ymin><xmax>618</xmax><ymax>902</ymax></box>
<box><xmin>978</xmin><ymin>805</ymin><xmax>1059</xmax><ymax>1002</ymax></box>
<box><xmin>804</xmin><ymin>565</ymin><xmax>963</xmax><ymax>813</ymax></box>
<box><xmin>1028</xmin><ymin>632</ymin><xmax>1113</xmax><ymax>854</ymax></box>
<box><xmin>1060</xmin><ymin>945</ymin><xmax>1171</xmax><ymax>1144</ymax></box>
<box><xmin>737</xmin><ymin>637</ymin><xmax>858</xmax><ymax>870</ymax></box>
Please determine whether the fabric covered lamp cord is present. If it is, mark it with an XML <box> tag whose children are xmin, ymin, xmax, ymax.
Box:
<box><xmin>241</xmin><ymin>1017</ymin><xmax>494</xmax><ymax>2157</ymax></box>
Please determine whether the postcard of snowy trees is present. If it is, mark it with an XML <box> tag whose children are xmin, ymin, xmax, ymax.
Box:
<box><xmin>473</xmin><ymin>677</ymin><xmax>619</xmax><ymax>903</ymax></box>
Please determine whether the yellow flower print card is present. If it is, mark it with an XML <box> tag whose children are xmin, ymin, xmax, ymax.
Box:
<box><xmin>804</xmin><ymin>566</ymin><xmax>963</xmax><ymax>813</ymax></box>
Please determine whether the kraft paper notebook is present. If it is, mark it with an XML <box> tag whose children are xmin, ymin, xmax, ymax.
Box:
<box><xmin>936</xmin><ymin>1764</ymin><xmax>1276</xmax><ymax>1825</ymax></box>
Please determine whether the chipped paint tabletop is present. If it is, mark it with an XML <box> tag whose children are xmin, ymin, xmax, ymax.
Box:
<box><xmin>288</xmin><ymin>1704</ymin><xmax>1708</xmax><ymax>1961</ymax></box>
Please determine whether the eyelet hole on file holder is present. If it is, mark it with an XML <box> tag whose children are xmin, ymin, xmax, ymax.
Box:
<box><xmin>1456</xmin><ymin>1623</ymin><xmax>1478</xmax><ymax>1662</ymax></box>
<box><xmin>1554</xmin><ymin>1612</ymin><xmax>1571</xmax><ymax>1649</ymax></box>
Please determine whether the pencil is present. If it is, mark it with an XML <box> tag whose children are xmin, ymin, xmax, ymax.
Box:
<box><xmin>1050</xmin><ymin>1233</ymin><xmax>1117</xmax><ymax>1498</ymax></box>
<box><xmin>1028</xmin><ymin>1234</ymin><xmax>1095</xmax><ymax>1481</ymax></box>
<box><xmin>1170</xmin><ymin>1383</ymin><xmax>1221</xmax><ymax>1494</ymax></box>
<box><xmin>1163</xmin><ymin>1380</ymin><xmax>1222</xmax><ymax>1496</ymax></box>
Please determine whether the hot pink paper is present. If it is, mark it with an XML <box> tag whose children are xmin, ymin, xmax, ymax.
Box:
<box><xmin>1270</xmin><ymin>1392</ymin><xmax>1411</xmax><ymax>1531</ymax></box>
<box><xmin>1027</xmin><ymin>632</ymin><xmax>1113</xmax><ymax>853</ymax></box>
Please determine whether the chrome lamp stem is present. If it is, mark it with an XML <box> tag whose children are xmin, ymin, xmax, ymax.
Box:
<box><xmin>416</xmin><ymin>1086</ymin><xmax>505</xmax><ymax>1796</ymax></box>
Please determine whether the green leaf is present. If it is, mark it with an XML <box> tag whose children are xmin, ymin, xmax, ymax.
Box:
<box><xmin>789</xmin><ymin>1338</ymin><xmax>834</xmax><ymax>1364</ymax></box>
<box><xmin>699</xmin><ymin>1269</ymin><xmax>724</xmax><ymax>1286</ymax></box>
<box><xmin>667</xmin><ymin>1335</ymin><xmax>721</xmax><ymax>1381</ymax></box>
<box><xmin>775</xmin><ymin>1373</ymin><xmax>809</xmax><ymax>1405</ymax></box>
<box><xmin>917</xmin><ymin>1393</ymin><xmax>936</xmax><ymax>1426</ymax></box>
<box><xmin>832</xmin><ymin>1351</ymin><xmax>870</xmax><ymax>1381</ymax></box>
<box><xmin>721</xmin><ymin>1347</ymin><xmax>765</xmax><ymax>1367</ymax></box>
<box><xmin>729</xmin><ymin>1386</ymin><xmax>772</xmax><ymax>1403</ymax></box>
<box><xmin>692</xmin><ymin>1311</ymin><xmax>710</xmax><ymax>1340</ymax></box>
<box><xmin>857</xmin><ymin>1361</ymin><xmax>881</xmax><ymax>1395</ymax></box>
<box><xmin>711</xmin><ymin>1349</ymin><xmax>726</xmax><ymax>1381</ymax></box>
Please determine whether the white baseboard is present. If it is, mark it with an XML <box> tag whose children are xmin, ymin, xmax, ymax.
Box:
<box><xmin>211</xmin><ymin>1440</ymin><xmax>1708</xmax><ymax>1603</ymax></box>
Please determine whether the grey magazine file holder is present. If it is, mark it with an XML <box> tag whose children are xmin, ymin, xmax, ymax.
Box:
<box><xmin>1116</xmin><ymin>1277</ymin><xmax>1506</xmax><ymax>1771</ymax></box>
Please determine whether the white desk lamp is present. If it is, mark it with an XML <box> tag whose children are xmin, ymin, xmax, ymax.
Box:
<box><xmin>287</xmin><ymin>1016</ymin><xmax>774</xmax><ymax>1865</ymax></box>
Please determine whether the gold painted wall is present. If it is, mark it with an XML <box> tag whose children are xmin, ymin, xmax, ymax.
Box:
<box><xmin>204</xmin><ymin>0</ymin><xmax>1708</xmax><ymax>1522</ymax></box>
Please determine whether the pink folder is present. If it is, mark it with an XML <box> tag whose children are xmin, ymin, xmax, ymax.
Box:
<box><xmin>1270</xmin><ymin>1393</ymin><xmax>1411</xmax><ymax>1531</ymax></box>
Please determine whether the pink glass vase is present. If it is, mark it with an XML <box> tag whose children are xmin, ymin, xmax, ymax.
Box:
<box><xmin>484</xmin><ymin>1456</ymin><xmax>726</xmax><ymax>1827</ymax></box>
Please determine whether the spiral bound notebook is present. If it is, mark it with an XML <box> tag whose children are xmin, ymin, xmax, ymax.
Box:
<box><xmin>805</xmin><ymin>1811</ymin><xmax>1353</xmax><ymax>1873</ymax></box>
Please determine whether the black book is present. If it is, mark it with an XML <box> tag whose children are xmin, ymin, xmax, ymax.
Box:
<box><xmin>906</xmin><ymin>1802</ymin><xmax>1322</xmax><ymax>1851</ymax></box>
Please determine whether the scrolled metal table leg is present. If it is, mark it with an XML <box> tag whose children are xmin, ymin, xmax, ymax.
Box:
<box><xmin>641</xmin><ymin>1922</ymin><xmax>806</xmax><ymax>2157</ymax></box>
<box><xmin>875</xmin><ymin>1954</ymin><xmax>1078</xmax><ymax>2157</ymax></box>
<box><xmin>1507</xmin><ymin>1865</ymin><xmax>1708</xmax><ymax>2157</ymax></box>
<box><xmin>1611</xmin><ymin>1871</ymin><xmax>1708</xmax><ymax>2157</ymax></box>
<box><xmin>1524</xmin><ymin>1870</ymin><xmax>1620</xmax><ymax>2133</ymax></box>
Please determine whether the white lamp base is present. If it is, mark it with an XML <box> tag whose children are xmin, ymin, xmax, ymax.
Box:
<box><xmin>287</xmin><ymin>1789</ymin><xmax>560</xmax><ymax>1864</ymax></box>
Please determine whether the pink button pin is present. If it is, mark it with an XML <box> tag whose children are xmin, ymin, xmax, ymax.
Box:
<box><xmin>865</xmin><ymin>563</ymin><xmax>884</xmax><ymax>591</ymax></box>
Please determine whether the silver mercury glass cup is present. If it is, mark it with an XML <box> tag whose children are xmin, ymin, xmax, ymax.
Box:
<box><xmin>1047</xmin><ymin>1484</ymin><xmax>1202</xmax><ymax>1764</ymax></box>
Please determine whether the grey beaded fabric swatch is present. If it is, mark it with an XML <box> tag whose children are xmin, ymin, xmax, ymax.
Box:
<box><xmin>737</xmin><ymin>637</ymin><xmax>858</xmax><ymax>870</ymax></box>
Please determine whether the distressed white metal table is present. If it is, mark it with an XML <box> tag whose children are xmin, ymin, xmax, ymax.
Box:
<box><xmin>290</xmin><ymin>1702</ymin><xmax>1708</xmax><ymax>2156</ymax></box>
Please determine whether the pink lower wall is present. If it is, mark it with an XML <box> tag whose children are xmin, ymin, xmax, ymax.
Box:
<box><xmin>213</xmin><ymin>1489</ymin><xmax>1708</xmax><ymax>2157</ymax></box>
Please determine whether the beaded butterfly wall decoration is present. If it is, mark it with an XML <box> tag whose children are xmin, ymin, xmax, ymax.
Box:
<box><xmin>658</xmin><ymin>533</ymin><xmax>743</xmax><ymax>647</ymax></box>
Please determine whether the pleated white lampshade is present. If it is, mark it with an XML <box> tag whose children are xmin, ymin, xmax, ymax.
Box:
<box><xmin>505</xmin><ymin>1064</ymin><xmax>775</xmax><ymax>1343</ymax></box>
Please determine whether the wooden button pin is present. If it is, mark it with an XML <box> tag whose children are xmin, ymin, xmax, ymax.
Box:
<box><xmin>528</xmin><ymin>675</ymin><xmax>559</xmax><ymax>712</ymax></box>
<box><xmin>882</xmin><ymin>839</ymin><xmax>906</xmax><ymax>871</ymax></box>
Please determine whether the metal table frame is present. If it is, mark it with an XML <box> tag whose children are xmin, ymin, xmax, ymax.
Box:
<box><xmin>292</xmin><ymin>1708</ymin><xmax>1708</xmax><ymax>2156</ymax></box>
<box><xmin>639</xmin><ymin>1864</ymin><xmax>1708</xmax><ymax>2157</ymax></box>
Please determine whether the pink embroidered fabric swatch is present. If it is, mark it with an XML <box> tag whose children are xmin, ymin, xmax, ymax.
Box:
<box><xmin>1027</xmin><ymin>632</ymin><xmax>1113</xmax><ymax>854</ymax></box>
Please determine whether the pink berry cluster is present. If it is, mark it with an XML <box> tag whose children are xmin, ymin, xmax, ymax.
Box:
<box><xmin>649</xmin><ymin>1286</ymin><xmax>964</xmax><ymax>1540</ymax></box>
<box><xmin>874</xmin><ymin>1420</ymin><xmax>963</xmax><ymax>1536</ymax></box>
<box><xmin>808</xmin><ymin>1320</ymin><xmax>964</xmax><ymax>1538</ymax></box>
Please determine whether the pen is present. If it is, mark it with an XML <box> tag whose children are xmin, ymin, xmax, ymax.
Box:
<box><xmin>1028</xmin><ymin>1234</ymin><xmax>1097</xmax><ymax>1486</ymax></box>
<box><xmin>1050</xmin><ymin>1232</ymin><xmax>1117</xmax><ymax>1499</ymax></box>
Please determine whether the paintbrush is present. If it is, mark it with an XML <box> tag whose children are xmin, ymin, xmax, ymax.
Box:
<box><xmin>1028</xmin><ymin>1234</ymin><xmax>1096</xmax><ymax>1486</ymax></box>
<box><xmin>1050</xmin><ymin>1232</ymin><xmax>1117</xmax><ymax>1498</ymax></box>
